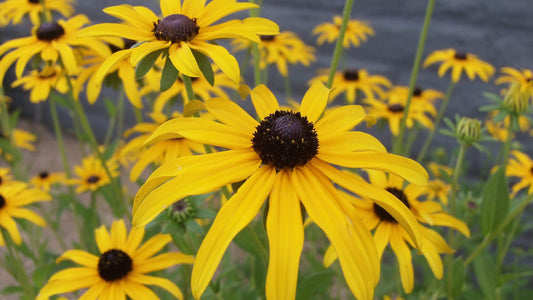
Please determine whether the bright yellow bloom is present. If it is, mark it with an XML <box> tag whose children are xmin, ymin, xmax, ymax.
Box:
<box><xmin>134</xmin><ymin>81</ymin><xmax>428</xmax><ymax>300</ymax></box>
<box><xmin>0</xmin><ymin>0</ymin><xmax>74</xmax><ymax>26</ymax></box>
<box><xmin>232</xmin><ymin>31</ymin><xmax>315</xmax><ymax>77</ymax></box>
<box><xmin>313</xmin><ymin>15</ymin><xmax>374</xmax><ymax>48</ymax></box>
<box><xmin>37</xmin><ymin>219</ymin><xmax>195</xmax><ymax>300</ymax></box>
<box><xmin>1</xmin><ymin>128</ymin><xmax>37</xmax><ymax>154</ymax></box>
<box><xmin>0</xmin><ymin>181</ymin><xmax>50</xmax><ymax>245</ymax></box>
<box><xmin>506</xmin><ymin>150</ymin><xmax>533</xmax><ymax>196</ymax></box>
<box><xmin>324</xmin><ymin>171</ymin><xmax>469</xmax><ymax>293</ymax></box>
<box><xmin>495</xmin><ymin>67</ymin><xmax>533</xmax><ymax>97</ymax></box>
<box><xmin>78</xmin><ymin>0</ymin><xmax>279</xmax><ymax>84</ymax></box>
<box><xmin>310</xmin><ymin>68</ymin><xmax>391</xmax><ymax>104</ymax></box>
<box><xmin>485</xmin><ymin>111</ymin><xmax>531</xmax><ymax>142</ymax></box>
<box><xmin>423</xmin><ymin>49</ymin><xmax>495</xmax><ymax>83</ymax></box>
<box><xmin>69</xmin><ymin>155</ymin><xmax>119</xmax><ymax>193</ymax></box>
<box><xmin>30</xmin><ymin>170</ymin><xmax>66</xmax><ymax>192</ymax></box>
<box><xmin>0</xmin><ymin>14</ymin><xmax>113</xmax><ymax>84</ymax></box>
<box><xmin>11</xmin><ymin>64</ymin><xmax>69</xmax><ymax>103</ymax></box>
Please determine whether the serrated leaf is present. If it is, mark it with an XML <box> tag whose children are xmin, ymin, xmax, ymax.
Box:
<box><xmin>192</xmin><ymin>49</ymin><xmax>214</xmax><ymax>86</ymax></box>
<box><xmin>160</xmin><ymin>56</ymin><xmax>179</xmax><ymax>92</ymax></box>
<box><xmin>135</xmin><ymin>49</ymin><xmax>164</xmax><ymax>79</ymax></box>
<box><xmin>473</xmin><ymin>250</ymin><xmax>497</xmax><ymax>300</ymax></box>
<box><xmin>445</xmin><ymin>258</ymin><xmax>466</xmax><ymax>298</ymax></box>
<box><xmin>480</xmin><ymin>167</ymin><xmax>510</xmax><ymax>235</ymax></box>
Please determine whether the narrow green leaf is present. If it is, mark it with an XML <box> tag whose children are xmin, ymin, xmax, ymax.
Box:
<box><xmin>480</xmin><ymin>167</ymin><xmax>510</xmax><ymax>234</ymax></box>
<box><xmin>135</xmin><ymin>49</ymin><xmax>164</xmax><ymax>79</ymax></box>
<box><xmin>473</xmin><ymin>250</ymin><xmax>497</xmax><ymax>300</ymax></box>
<box><xmin>192</xmin><ymin>49</ymin><xmax>214</xmax><ymax>86</ymax></box>
<box><xmin>445</xmin><ymin>258</ymin><xmax>466</xmax><ymax>298</ymax></box>
<box><xmin>195</xmin><ymin>208</ymin><xmax>216</xmax><ymax>219</ymax></box>
<box><xmin>184</xmin><ymin>219</ymin><xmax>204</xmax><ymax>234</ymax></box>
<box><xmin>160</xmin><ymin>56</ymin><xmax>179</xmax><ymax>92</ymax></box>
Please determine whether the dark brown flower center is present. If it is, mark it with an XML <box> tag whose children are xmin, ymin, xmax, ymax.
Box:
<box><xmin>86</xmin><ymin>175</ymin><xmax>100</xmax><ymax>184</ymax></box>
<box><xmin>454</xmin><ymin>52</ymin><xmax>468</xmax><ymax>60</ymax></box>
<box><xmin>28</xmin><ymin>0</ymin><xmax>40</xmax><ymax>3</ymax></box>
<box><xmin>373</xmin><ymin>187</ymin><xmax>411</xmax><ymax>223</ymax></box>
<box><xmin>0</xmin><ymin>194</ymin><xmax>5</xmax><ymax>209</ymax></box>
<box><xmin>152</xmin><ymin>14</ymin><xmax>199</xmax><ymax>43</ymax></box>
<box><xmin>387</xmin><ymin>103</ymin><xmax>404</xmax><ymax>113</ymax></box>
<box><xmin>343</xmin><ymin>69</ymin><xmax>360</xmax><ymax>81</ymax></box>
<box><xmin>98</xmin><ymin>249</ymin><xmax>133</xmax><ymax>282</ymax></box>
<box><xmin>39</xmin><ymin>171</ymin><xmax>49</xmax><ymax>179</ymax></box>
<box><xmin>252</xmin><ymin>110</ymin><xmax>319</xmax><ymax>170</ymax></box>
<box><xmin>36</xmin><ymin>22</ymin><xmax>65</xmax><ymax>41</ymax></box>
<box><xmin>260</xmin><ymin>35</ymin><xmax>276</xmax><ymax>41</ymax></box>
<box><xmin>413</xmin><ymin>86</ymin><xmax>422</xmax><ymax>97</ymax></box>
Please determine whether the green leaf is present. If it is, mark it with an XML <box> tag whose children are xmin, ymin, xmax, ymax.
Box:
<box><xmin>480</xmin><ymin>167</ymin><xmax>510</xmax><ymax>235</ymax></box>
<box><xmin>473</xmin><ymin>250</ymin><xmax>498</xmax><ymax>300</ymax></box>
<box><xmin>192</xmin><ymin>49</ymin><xmax>214</xmax><ymax>86</ymax></box>
<box><xmin>160</xmin><ymin>56</ymin><xmax>179</xmax><ymax>92</ymax></box>
<box><xmin>103</xmin><ymin>97</ymin><xmax>117</xmax><ymax>118</ymax></box>
<box><xmin>135</xmin><ymin>49</ymin><xmax>164</xmax><ymax>79</ymax></box>
<box><xmin>195</xmin><ymin>208</ymin><xmax>216</xmax><ymax>219</ymax></box>
<box><xmin>295</xmin><ymin>270</ymin><xmax>335</xmax><ymax>300</ymax></box>
<box><xmin>32</xmin><ymin>262</ymin><xmax>57</xmax><ymax>287</ymax></box>
<box><xmin>1</xmin><ymin>285</ymin><xmax>22</xmax><ymax>295</ymax></box>
<box><xmin>445</xmin><ymin>258</ymin><xmax>466</xmax><ymax>298</ymax></box>
<box><xmin>184</xmin><ymin>219</ymin><xmax>204</xmax><ymax>234</ymax></box>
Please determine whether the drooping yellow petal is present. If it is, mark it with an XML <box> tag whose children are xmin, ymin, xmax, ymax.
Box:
<box><xmin>198</xmin><ymin>0</ymin><xmax>258</xmax><ymax>27</ymax></box>
<box><xmin>128</xmin><ymin>274</ymin><xmax>181</xmax><ymax>300</ymax></box>
<box><xmin>299</xmin><ymin>81</ymin><xmax>330</xmax><ymax>123</ymax></box>
<box><xmin>314</xmin><ymin>105</ymin><xmax>367</xmax><ymax>138</ymax></box>
<box><xmin>168</xmin><ymin>43</ymin><xmax>202</xmax><ymax>78</ymax></box>
<box><xmin>323</xmin><ymin>244</ymin><xmax>338</xmax><ymax>268</ymax></box>
<box><xmin>78</xmin><ymin>23</ymin><xmax>154</xmax><ymax>41</ymax></box>
<box><xmin>37</xmin><ymin>272</ymin><xmax>99</xmax><ymax>300</ymax></box>
<box><xmin>191</xmin><ymin>166</ymin><xmax>276</xmax><ymax>299</ymax></box>
<box><xmin>130</xmin><ymin>40</ymin><xmax>169</xmax><ymax>66</ymax></box>
<box><xmin>189</xmin><ymin>41</ymin><xmax>240</xmax><ymax>84</ymax></box>
<box><xmin>134</xmin><ymin>252</ymin><xmax>194</xmax><ymax>273</ymax></box>
<box><xmin>0</xmin><ymin>215</ymin><xmax>21</xmax><ymax>244</ymax></box>
<box><xmin>103</xmin><ymin>5</ymin><xmax>154</xmax><ymax>32</ymax></box>
<box><xmin>373</xmin><ymin>222</ymin><xmax>392</xmax><ymax>260</ymax></box>
<box><xmin>56</xmin><ymin>249</ymin><xmax>99</xmax><ymax>266</ymax></box>
<box><xmin>8</xmin><ymin>207</ymin><xmax>46</xmax><ymax>227</ymax></box>
<box><xmin>389</xmin><ymin>228</ymin><xmax>414</xmax><ymax>293</ymax></box>
<box><xmin>205</xmin><ymin>97</ymin><xmax>258</xmax><ymax>133</ymax></box>
<box><xmin>251</xmin><ymin>84</ymin><xmax>280</xmax><ymax>120</ymax></box>
<box><xmin>319</xmin><ymin>131</ymin><xmax>386</xmax><ymax>154</ymax></box>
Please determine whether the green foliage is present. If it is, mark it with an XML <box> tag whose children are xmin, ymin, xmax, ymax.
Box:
<box><xmin>480</xmin><ymin>167</ymin><xmax>510</xmax><ymax>235</ymax></box>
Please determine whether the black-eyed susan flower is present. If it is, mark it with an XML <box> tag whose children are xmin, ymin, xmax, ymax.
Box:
<box><xmin>506</xmin><ymin>150</ymin><xmax>533</xmax><ymax>196</ymax></box>
<box><xmin>425</xmin><ymin>179</ymin><xmax>451</xmax><ymax>205</ymax></box>
<box><xmin>30</xmin><ymin>170</ymin><xmax>65</xmax><ymax>192</ymax></box>
<box><xmin>313</xmin><ymin>15</ymin><xmax>374</xmax><ymax>48</ymax></box>
<box><xmin>0</xmin><ymin>0</ymin><xmax>74</xmax><ymax>26</ymax></box>
<box><xmin>364</xmin><ymin>86</ymin><xmax>435</xmax><ymax>135</ymax></box>
<box><xmin>232</xmin><ymin>31</ymin><xmax>316</xmax><ymax>77</ymax></box>
<box><xmin>134</xmin><ymin>81</ymin><xmax>429</xmax><ymax>300</ymax></box>
<box><xmin>0</xmin><ymin>181</ymin><xmax>50</xmax><ymax>245</ymax></box>
<box><xmin>69</xmin><ymin>155</ymin><xmax>119</xmax><ymax>193</ymax></box>
<box><xmin>423</xmin><ymin>49</ymin><xmax>495</xmax><ymax>83</ymax></box>
<box><xmin>324</xmin><ymin>171</ymin><xmax>469</xmax><ymax>293</ymax></box>
<box><xmin>120</xmin><ymin>111</ymin><xmax>205</xmax><ymax>182</ymax></box>
<box><xmin>1</xmin><ymin>128</ymin><xmax>37</xmax><ymax>153</ymax></box>
<box><xmin>78</xmin><ymin>0</ymin><xmax>279</xmax><ymax>84</ymax></box>
<box><xmin>37</xmin><ymin>219</ymin><xmax>195</xmax><ymax>300</ymax></box>
<box><xmin>311</xmin><ymin>68</ymin><xmax>391</xmax><ymax>104</ymax></box>
<box><xmin>11</xmin><ymin>64</ymin><xmax>68</xmax><ymax>103</ymax></box>
<box><xmin>0</xmin><ymin>14</ymin><xmax>113</xmax><ymax>84</ymax></box>
<box><xmin>495</xmin><ymin>67</ymin><xmax>533</xmax><ymax>97</ymax></box>
<box><xmin>0</xmin><ymin>168</ymin><xmax>13</xmax><ymax>186</ymax></box>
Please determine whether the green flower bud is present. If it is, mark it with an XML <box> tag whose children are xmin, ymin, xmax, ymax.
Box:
<box><xmin>456</xmin><ymin>117</ymin><xmax>481</xmax><ymax>145</ymax></box>
<box><xmin>167</xmin><ymin>198</ymin><xmax>196</xmax><ymax>223</ymax></box>
<box><xmin>503</xmin><ymin>81</ymin><xmax>529</xmax><ymax>114</ymax></box>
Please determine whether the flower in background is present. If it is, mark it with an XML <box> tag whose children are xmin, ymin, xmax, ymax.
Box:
<box><xmin>78</xmin><ymin>0</ymin><xmax>279</xmax><ymax>84</ymax></box>
<box><xmin>364</xmin><ymin>86</ymin><xmax>435</xmax><ymax>135</ymax></box>
<box><xmin>232</xmin><ymin>31</ymin><xmax>316</xmax><ymax>77</ymax></box>
<box><xmin>133</xmin><ymin>81</ymin><xmax>428</xmax><ymax>300</ymax></box>
<box><xmin>505</xmin><ymin>150</ymin><xmax>533</xmax><ymax>196</ymax></box>
<box><xmin>0</xmin><ymin>168</ymin><xmax>13</xmax><ymax>186</ymax></box>
<box><xmin>495</xmin><ymin>67</ymin><xmax>533</xmax><ymax>98</ymax></box>
<box><xmin>0</xmin><ymin>181</ymin><xmax>51</xmax><ymax>245</ymax></box>
<box><xmin>120</xmin><ymin>111</ymin><xmax>205</xmax><ymax>182</ymax></box>
<box><xmin>69</xmin><ymin>155</ymin><xmax>119</xmax><ymax>193</ymax></box>
<box><xmin>0</xmin><ymin>128</ymin><xmax>37</xmax><ymax>154</ymax></box>
<box><xmin>324</xmin><ymin>171</ymin><xmax>469</xmax><ymax>293</ymax></box>
<box><xmin>423</xmin><ymin>49</ymin><xmax>495</xmax><ymax>83</ymax></box>
<box><xmin>425</xmin><ymin>179</ymin><xmax>451</xmax><ymax>205</ymax></box>
<box><xmin>0</xmin><ymin>14</ymin><xmax>113</xmax><ymax>84</ymax></box>
<box><xmin>11</xmin><ymin>65</ymin><xmax>69</xmax><ymax>103</ymax></box>
<box><xmin>30</xmin><ymin>170</ymin><xmax>66</xmax><ymax>192</ymax></box>
<box><xmin>313</xmin><ymin>15</ymin><xmax>374</xmax><ymax>48</ymax></box>
<box><xmin>484</xmin><ymin>111</ymin><xmax>531</xmax><ymax>142</ymax></box>
<box><xmin>0</xmin><ymin>0</ymin><xmax>75</xmax><ymax>26</ymax></box>
<box><xmin>310</xmin><ymin>68</ymin><xmax>391</xmax><ymax>104</ymax></box>
<box><xmin>37</xmin><ymin>219</ymin><xmax>195</xmax><ymax>300</ymax></box>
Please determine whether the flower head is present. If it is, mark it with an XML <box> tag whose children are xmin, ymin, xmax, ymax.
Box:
<box><xmin>506</xmin><ymin>150</ymin><xmax>533</xmax><ymax>196</ymax></box>
<box><xmin>133</xmin><ymin>81</ymin><xmax>428</xmax><ymax>300</ymax></box>
<box><xmin>30</xmin><ymin>170</ymin><xmax>66</xmax><ymax>191</ymax></box>
<box><xmin>495</xmin><ymin>67</ymin><xmax>533</xmax><ymax>99</ymax></box>
<box><xmin>423</xmin><ymin>49</ymin><xmax>495</xmax><ymax>83</ymax></box>
<box><xmin>313</xmin><ymin>15</ymin><xmax>374</xmax><ymax>48</ymax></box>
<box><xmin>11</xmin><ymin>64</ymin><xmax>69</xmax><ymax>103</ymax></box>
<box><xmin>37</xmin><ymin>219</ymin><xmax>194</xmax><ymax>299</ymax></box>
<box><xmin>0</xmin><ymin>0</ymin><xmax>74</xmax><ymax>26</ymax></box>
<box><xmin>69</xmin><ymin>155</ymin><xmax>119</xmax><ymax>193</ymax></box>
<box><xmin>78</xmin><ymin>0</ymin><xmax>279</xmax><ymax>84</ymax></box>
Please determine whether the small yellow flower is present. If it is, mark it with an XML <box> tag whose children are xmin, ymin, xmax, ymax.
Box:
<box><xmin>495</xmin><ymin>67</ymin><xmax>533</xmax><ymax>97</ymax></box>
<box><xmin>427</xmin><ymin>162</ymin><xmax>453</xmax><ymax>178</ymax></box>
<box><xmin>0</xmin><ymin>0</ymin><xmax>74</xmax><ymax>26</ymax></box>
<box><xmin>69</xmin><ymin>155</ymin><xmax>119</xmax><ymax>193</ymax></box>
<box><xmin>425</xmin><ymin>179</ymin><xmax>451</xmax><ymax>205</ymax></box>
<box><xmin>11</xmin><ymin>65</ymin><xmax>69</xmax><ymax>103</ymax></box>
<box><xmin>506</xmin><ymin>150</ymin><xmax>533</xmax><ymax>196</ymax></box>
<box><xmin>37</xmin><ymin>219</ymin><xmax>195</xmax><ymax>299</ymax></box>
<box><xmin>423</xmin><ymin>49</ymin><xmax>495</xmax><ymax>83</ymax></box>
<box><xmin>30</xmin><ymin>171</ymin><xmax>66</xmax><ymax>192</ymax></box>
<box><xmin>313</xmin><ymin>15</ymin><xmax>374</xmax><ymax>48</ymax></box>
<box><xmin>0</xmin><ymin>168</ymin><xmax>14</xmax><ymax>186</ymax></box>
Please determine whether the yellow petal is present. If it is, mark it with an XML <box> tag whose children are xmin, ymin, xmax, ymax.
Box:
<box><xmin>121</xmin><ymin>279</ymin><xmax>159</xmax><ymax>300</ymax></box>
<box><xmin>160</xmin><ymin>0</ymin><xmax>181</xmax><ymax>16</ymax></box>
<box><xmin>323</xmin><ymin>245</ymin><xmax>338</xmax><ymax>268</ymax></box>
<box><xmin>110</xmin><ymin>219</ymin><xmax>127</xmax><ymax>249</ymax></box>
<box><xmin>128</xmin><ymin>273</ymin><xmax>183</xmax><ymax>300</ymax></box>
<box><xmin>251</xmin><ymin>84</ymin><xmax>280</xmax><ymax>120</ymax></box>
<box><xmin>133</xmin><ymin>234</ymin><xmax>172</xmax><ymax>261</ymax></box>
<box><xmin>189</xmin><ymin>41</ymin><xmax>240</xmax><ymax>84</ymax></box>
<box><xmin>130</xmin><ymin>41</ymin><xmax>169</xmax><ymax>66</ymax></box>
<box><xmin>37</xmin><ymin>272</ymin><xmax>99</xmax><ymax>299</ymax></box>
<box><xmin>319</xmin><ymin>131</ymin><xmax>386</xmax><ymax>155</ymax></box>
<box><xmin>135</xmin><ymin>252</ymin><xmax>194</xmax><ymax>273</ymax></box>
<box><xmin>95</xmin><ymin>224</ymin><xmax>112</xmax><ymax>253</ymax></box>
<box><xmin>168</xmin><ymin>43</ymin><xmax>202</xmax><ymax>78</ymax></box>
<box><xmin>78</xmin><ymin>23</ymin><xmax>154</xmax><ymax>41</ymax></box>
<box><xmin>103</xmin><ymin>5</ymin><xmax>154</xmax><ymax>31</ymax></box>
<box><xmin>389</xmin><ymin>229</ymin><xmax>414</xmax><ymax>293</ymax></box>
<box><xmin>205</xmin><ymin>97</ymin><xmax>258</xmax><ymax>133</ymax></box>
<box><xmin>299</xmin><ymin>81</ymin><xmax>330</xmax><ymax>123</ymax></box>
<box><xmin>314</xmin><ymin>105</ymin><xmax>367</xmax><ymax>138</ymax></box>
<box><xmin>199</xmin><ymin>1</ymin><xmax>258</xmax><ymax>27</ymax></box>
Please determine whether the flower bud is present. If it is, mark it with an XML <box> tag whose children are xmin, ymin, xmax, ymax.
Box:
<box><xmin>503</xmin><ymin>81</ymin><xmax>529</xmax><ymax>114</ymax></box>
<box><xmin>456</xmin><ymin>117</ymin><xmax>481</xmax><ymax>145</ymax></box>
<box><xmin>167</xmin><ymin>198</ymin><xmax>196</xmax><ymax>223</ymax></box>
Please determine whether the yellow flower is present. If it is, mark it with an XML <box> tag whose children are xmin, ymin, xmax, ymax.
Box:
<box><xmin>0</xmin><ymin>181</ymin><xmax>51</xmax><ymax>245</ymax></box>
<box><xmin>69</xmin><ymin>155</ymin><xmax>119</xmax><ymax>193</ymax></box>
<box><xmin>1</xmin><ymin>128</ymin><xmax>37</xmax><ymax>153</ymax></box>
<box><xmin>427</xmin><ymin>162</ymin><xmax>453</xmax><ymax>178</ymax></box>
<box><xmin>423</xmin><ymin>48</ymin><xmax>495</xmax><ymax>83</ymax></box>
<box><xmin>364</xmin><ymin>86</ymin><xmax>435</xmax><ymax>135</ymax></box>
<box><xmin>37</xmin><ymin>219</ymin><xmax>195</xmax><ymax>300</ymax></box>
<box><xmin>310</xmin><ymin>68</ymin><xmax>391</xmax><ymax>103</ymax></box>
<box><xmin>0</xmin><ymin>14</ymin><xmax>113</xmax><ymax>84</ymax></box>
<box><xmin>232</xmin><ymin>31</ymin><xmax>316</xmax><ymax>77</ymax></box>
<box><xmin>120</xmin><ymin>111</ymin><xmax>205</xmax><ymax>182</ymax></box>
<box><xmin>30</xmin><ymin>170</ymin><xmax>66</xmax><ymax>192</ymax></box>
<box><xmin>495</xmin><ymin>67</ymin><xmax>533</xmax><ymax>97</ymax></box>
<box><xmin>324</xmin><ymin>171</ymin><xmax>469</xmax><ymax>293</ymax></box>
<box><xmin>425</xmin><ymin>179</ymin><xmax>451</xmax><ymax>205</ymax></box>
<box><xmin>0</xmin><ymin>168</ymin><xmax>14</xmax><ymax>186</ymax></box>
<box><xmin>313</xmin><ymin>15</ymin><xmax>374</xmax><ymax>48</ymax></box>
<box><xmin>506</xmin><ymin>150</ymin><xmax>533</xmax><ymax>196</ymax></box>
<box><xmin>0</xmin><ymin>0</ymin><xmax>74</xmax><ymax>26</ymax></box>
<box><xmin>78</xmin><ymin>0</ymin><xmax>279</xmax><ymax>84</ymax></box>
<box><xmin>11</xmin><ymin>64</ymin><xmax>69</xmax><ymax>103</ymax></box>
<box><xmin>485</xmin><ymin>111</ymin><xmax>531</xmax><ymax>142</ymax></box>
<box><xmin>134</xmin><ymin>81</ymin><xmax>428</xmax><ymax>300</ymax></box>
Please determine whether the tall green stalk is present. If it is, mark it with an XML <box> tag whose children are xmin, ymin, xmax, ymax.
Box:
<box><xmin>393</xmin><ymin>0</ymin><xmax>436</xmax><ymax>155</ymax></box>
<box><xmin>1</xmin><ymin>228</ymin><xmax>35</xmax><ymax>300</ymax></box>
<box><xmin>326</xmin><ymin>0</ymin><xmax>354</xmax><ymax>89</ymax></box>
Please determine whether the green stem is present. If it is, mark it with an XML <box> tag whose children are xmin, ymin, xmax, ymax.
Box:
<box><xmin>326</xmin><ymin>0</ymin><xmax>354</xmax><ymax>88</ymax></box>
<box><xmin>133</xmin><ymin>106</ymin><xmax>143</xmax><ymax>124</ymax></box>
<box><xmin>0</xmin><ymin>88</ymin><xmax>11</xmax><ymax>137</ymax></box>
<box><xmin>416</xmin><ymin>81</ymin><xmax>456</xmax><ymax>161</ymax></box>
<box><xmin>1</xmin><ymin>228</ymin><xmax>35</xmax><ymax>300</ymax></box>
<box><xmin>249</xmin><ymin>0</ymin><xmax>263</xmax><ymax>86</ymax></box>
<box><xmin>283</xmin><ymin>73</ymin><xmax>292</xmax><ymax>100</ymax></box>
<box><xmin>393</xmin><ymin>0</ymin><xmax>436</xmax><ymax>155</ymax></box>
<box><xmin>497</xmin><ymin>212</ymin><xmax>521</xmax><ymax>268</ymax></box>
<box><xmin>182</xmin><ymin>75</ymin><xmax>196</xmax><ymax>102</ymax></box>
<box><xmin>37</xmin><ymin>205</ymin><xmax>67</xmax><ymax>251</ymax></box>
